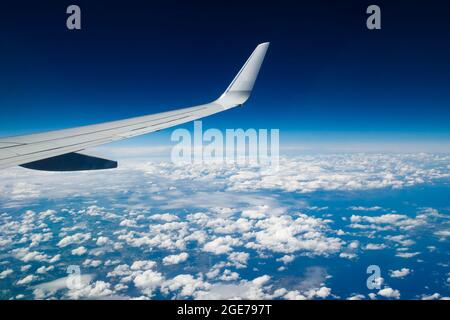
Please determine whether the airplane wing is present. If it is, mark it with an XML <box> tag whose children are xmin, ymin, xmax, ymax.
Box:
<box><xmin>0</xmin><ymin>42</ymin><xmax>270</xmax><ymax>171</ymax></box>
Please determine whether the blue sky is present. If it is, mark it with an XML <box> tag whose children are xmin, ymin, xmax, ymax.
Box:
<box><xmin>1</xmin><ymin>0</ymin><xmax>450</xmax><ymax>152</ymax></box>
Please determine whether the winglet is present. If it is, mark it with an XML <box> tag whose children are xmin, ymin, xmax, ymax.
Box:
<box><xmin>215</xmin><ymin>42</ymin><xmax>270</xmax><ymax>109</ymax></box>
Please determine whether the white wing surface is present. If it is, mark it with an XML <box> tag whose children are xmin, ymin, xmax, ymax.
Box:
<box><xmin>0</xmin><ymin>42</ymin><xmax>269</xmax><ymax>171</ymax></box>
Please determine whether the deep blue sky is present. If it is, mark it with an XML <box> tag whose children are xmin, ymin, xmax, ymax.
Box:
<box><xmin>1</xmin><ymin>0</ymin><xmax>450</xmax><ymax>148</ymax></box>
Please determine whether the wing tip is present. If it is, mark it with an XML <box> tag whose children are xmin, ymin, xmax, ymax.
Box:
<box><xmin>216</xmin><ymin>42</ymin><xmax>270</xmax><ymax>109</ymax></box>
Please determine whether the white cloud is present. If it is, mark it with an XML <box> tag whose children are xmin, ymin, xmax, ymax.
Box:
<box><xmin>57</xmin><ymin>233</ymin><xmax>91</xmax><ymax>248</ymax></box>
<box><xmin>241</xmin><ymin>205</ymin><xmax>268</xmax><ymax>219</ymax></box>
<box><xmin>71</xmin><ymin>246</ymin><xmax>87</xmax><ymax>256</ymax></box>
<box><xmin>389</xmin><ymin>268</ymin><xmax>411</xmax><ymax>278</ymax></box>
<box><xmin>347</xmin><ymin>294</ymin><xmax>365</xmax><ymax>300</ymax></box>
<box><xmin>0</xmin><ymin>269</ymin><xmax>14</xmax><ymax>279</ymax></box>
<box><xmin>96</xmin><ymin>236</ymin><xmax>110</xmax><ymax>246</ymax></box>
<box><xmin>66</xmin><ymin>280</ymin><xmax>114</xmax><ymax>299</ymax></box>
<box><xmin>245</xmin><ymin>214</ymin><xmax>343</xmax><ymax>255</ymax></box>
<box><xmin>203</xmin><ymin>236</ymin><xmax>242</xmax><ymax>255</ymax></box>
<box><xmin>283</xmin><ymin>286</ymin><xmax>332</xmax><ymax>300</ymax></box>
<box><xmin>396</xmin><ymin>252</ymin><xmax>420</xmax><ymax>259</ymax></box>
<box><xmin>434</xmin><ymin>230</ymin><xmax>450</xmax><ymax>238</ymax></box>
<box><xmin>364</xmin><ymin>243</ymin><xmax>387</xmax><ymax>250</ymax></box>
<box><xmin>36</xmin><ymin>266</ymin><xmax>55</xmax><ymax>274</ymax></box>
<box><xmin>162</xmin><ymin>252</ymin><xmax>189</xmax><ymax>265</ymax></box>
<box><xmin>83</xmin><ymin>259</ymin><xmax>102</xmax><ymax>268</ymax></box>
<box><xmin>130</xmin><ymin>260</ymin><xmax>157</xmax><ymax>271</ymax></box>
<box><xmin>348</xmin><ymin>206</ymin><xmax>382</xmax><ymax>211</ymax></box>
<box><xmin>150</xmin><ymin>213</ymin><xmax>179</xmax><ymax>222</ymax></box>
<box><xmin>161</xmin><ymin>274</ymin><xmax>209</xmax><ymax>298</ymax></box>
<box><xmin>133</xmin><ymin>270</ymin><xmax>164</xmax><ymax>296</ymax></box>
<box><xmin>228</xmin><ymin>252</ymin><xmax>249</xmax><ymax>269</ymax></box>
<box><xmin>350</xmin><ymin>214</ymin><xmax>426</xmax><ymax>231</ymax></box>
<box><xmin>195</xmin><ymin>275</ymin><xmax>272</xmax><ymax>300</ymax></box>
<box><xmin>421</xmin><ymin>293</ymin><xmax>441</xmax><ymax>300</ymax></box>
<box><xmin>219</xmin><ymin>269</ymin><xmax>240</xmax><ymax>281</ymax></box>
<box><xmin>377</xmin><ymin>287</ymin><xmax>400</xmax><ymax>299</ymax></box>
<box><xmin>277</xmin><ymin>255</ymin><xmax>295</xmax><ymax>265</ymax></box>
<box><xmin>17</xmin><ymin>275</ymin><xmax>38</xmax><ymax>286</ymax></box>
<box><xmin>12</xmin><ymin>248</ymin><xmax>49</xmax><ymax>263</ymax></box>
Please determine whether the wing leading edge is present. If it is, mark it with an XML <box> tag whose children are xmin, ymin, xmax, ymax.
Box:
<box><xmin>0</xmin><ymin>42</ymin><xmax>270</xmax><ymax>171</ymax></box>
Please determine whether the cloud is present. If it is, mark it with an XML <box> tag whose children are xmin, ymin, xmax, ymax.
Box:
<box><xmin>364</xmin><ymin>243</ymin><xmax>387</xmax><ymax>250</ymax></box>
<box><xmin>71</xmin><ymin>246</ymin><xmax>87</xmax><ymax>256</ymax></box>
<box><xmin>16</xmin><ymin>275</ymin><xmax>38</xmax><ymax>286</ymax></box>
<box><xmin>0</xmin><ymin>269</ymin><xmax>14</xmax><ymax>279</ymax></box>
<box><xmin>347</xmin><ymin>294</ymin><xmax>365</xmax><ymax>300</ymax></box>
<box><xmin>194</xmin><ymin>275</ymin><xmax>272</xmax><ymax>300</ymax></box>
<box><xmin>219</xmin><ymin>270</ymin><xmax>240</xmax><ymax>281</ymax></box>
<box><xmin>203</xmin><ymin>236</ymin><xmax>242</xmax><ymax>255</ymax></box>
<box><xmin>83</xmin><ymin>259</ymin><xmax>102</xmax><ymax>268</ymax></box>
<box><xmin>66</xmin><ymin>281</ymin><xmax>114</xmax><ymax>299</ymax></box>
<box><xmin>395</xmin><ymin>252</ymin><xmax>420</xmax><ymax>259</ymax></box>
<box><xmin>283</xmin><ymin>286</ymin><xmax>332</xmax><ymax>300</ymax></box>
<box><xmin>12</xmin><ymin>248</ymin><xmax>49</xmax><ymax>263</ymax></box>
<box><xmin>36</xmin><ymin>266</ymin><xmax>55</xmax><ymax>274</ymax></box>
<box><xmin>434</xmin><ymin>230</ymin><xmax>450</xmax><ymax>238</ymax></box>
<box><xmin>96</xmin><ymin>236</ymin><xmax>110</xmax><ymax>246</ymax></box>
<box><xmin>162</xmin><ymin>252</ymin><xmax>189</xmax><ymax>265</ymax></box>
<box><xmin>389</xmin><ymin>268</ymin><xmax>411</xmax><ymax>278</ymax></box>
<box><xmin>228</xmin><ymin>252</ymin><xmax>249</xmax><ymax>269</ymax></box>
<box><xmin>350</xmin><ymin>214</ymin><xmax>426</xmax><ymax>231</ymax></box>
<box><xmin>377</xmin><ymin>287</ymin><xmax>400</xmax><ymax>299</ymax></box>
<box><xmin>245</xmin><ymin>214</ymin><xmax>343</xmax><ymax>255</ymax></box>
<box><xmin>130</xmin><ymin>260</ymin><xmax>157</xmax><ymax>271</ymax></box>
<box><xmin>161</xmin><ymin>274</ymin><xmax>209</xmax><ymax>298</ymax></box>
<box><xmin>57</xmin><ymin>233</ymin><xmax>91</xmax><ymax>248</ymax></box>
<box><xmin>133</xmin><ymin>270</ymin><xmax>164</xmax><ymax>296</ymax></box>
<box><xmin>150</xmin><ymin>213</ymin><xmax>179</xmax><ymax>222</ymax></box>
<box><xmin>348</xmin><ymin>206</ymin><xmax>382</xmax><ymax>211</ymax></box>
<box><xmin>421</xmin><ymin>293</ymin><xmax>441</xmax><ymax>300</ymax></box>
<box><xmin>1</xmin><ymin>153</ymin><xmax>449</xmax><ymax>300</ymax></box>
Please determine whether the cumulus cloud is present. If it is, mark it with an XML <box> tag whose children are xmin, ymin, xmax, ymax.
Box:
<box><xmin>227</xmin><ymin>252</ymin><xmax>249</xmax><ymax>269</ymax></box>
<box><xmin>277</xmin><ymin>255</ymin><xmax>295</xmax><ymax>265</ymax></box>
<box><xmin>133</xmin><ymin>270</ymin><xmax>164</xmax><ymax>296</ymax></box>
<box><xmin>377</xmin><ymin>287</ymin><xmax>400</xmax><ymax>299</ymax></box>
<box><xmin>364</xmin><ymin>243</ymin><xmax>387</xmax><ymax>250</ymax></box>
<box><xmin>0</xmin><ymin>269</ymin><xmax>14</xmax><ymax>279</ymax></box>
<box><xmin>421</xmin><ymin>293</ymin><xmax>442</xmax><ymax>300</ymax></box>
<box><xmin>17</xmin><ymin>275</ymin><xmax>38</xmax><ymax>286</ymax></box>
<box><xmin>96</xmin><ymin>236</ymin><xmax>110</xmax><ymax>246</ymax></box>
<box><xmin>350</xmin><ymin>214</ymin><xmax>426</xmax><ymax>231</ymax></box>
<box><xmin>161</xmin><ymin>274</ymin><xmax>209</xmax><ymax>298</ymax></box>
<box><xmin>245</xmin><ymin>214</ymin><xmax>343</xmax><ymax>255</ymax></box>
<box><xmin>389</xmin><ymin>268</ymin><xmax>411</xmax><ymax>278</ymax></box>
<box><xmin>203</xmin><ymin>236</ymin><xmax>242</xmax><ymax>255</ymax></box>
<box><xmin>1</xmin><ymin>153</ymin><xmax>449</xmax><ymax>300</ymax></box>
<box><xmin>57</xmin><ymin>233</ymin><xmax>91</xmax><ymax>248</ymax></box>
<box><xmin>66</xmin><ymin>281</ymin><xmax>114</xmax><ymax>299</ymax></box>
<box><xmin>71</xmin><ymin>246</ymin><xmax>87</xmax><ymax>256</ymax></box>
<box><xmin>36</xmin><ymin>266</ymin><xmax>55</xmax><ymax>274</ymax></box>
<box><xmin>12</xmin><ymin>248</ymin><xmax>49</xmax><ymax>263</ymax></box>
<box><xmin>162</xmin><ymin>252</ymin><xmax>189</xmax><ymax>265</ymax></box>
<box><xmin>396</xmin><ymin>252</ymin><xmax>420</xmax><ymax>259</ymax></box>
<box><xmin>195</xmin><ymin>275</ymin><xmax>272</xmax><ymax>300</ymax></box>
<box><xmin>150</xmin><ymin>213</ymin><xmax>179</xmax><ymax>222</ymax></box>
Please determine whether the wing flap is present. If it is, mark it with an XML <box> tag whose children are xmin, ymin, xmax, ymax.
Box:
<box><xmin>20</xmin><ymin>152</ymin><xmax>117</xmax><ymax>171</ymax></box>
